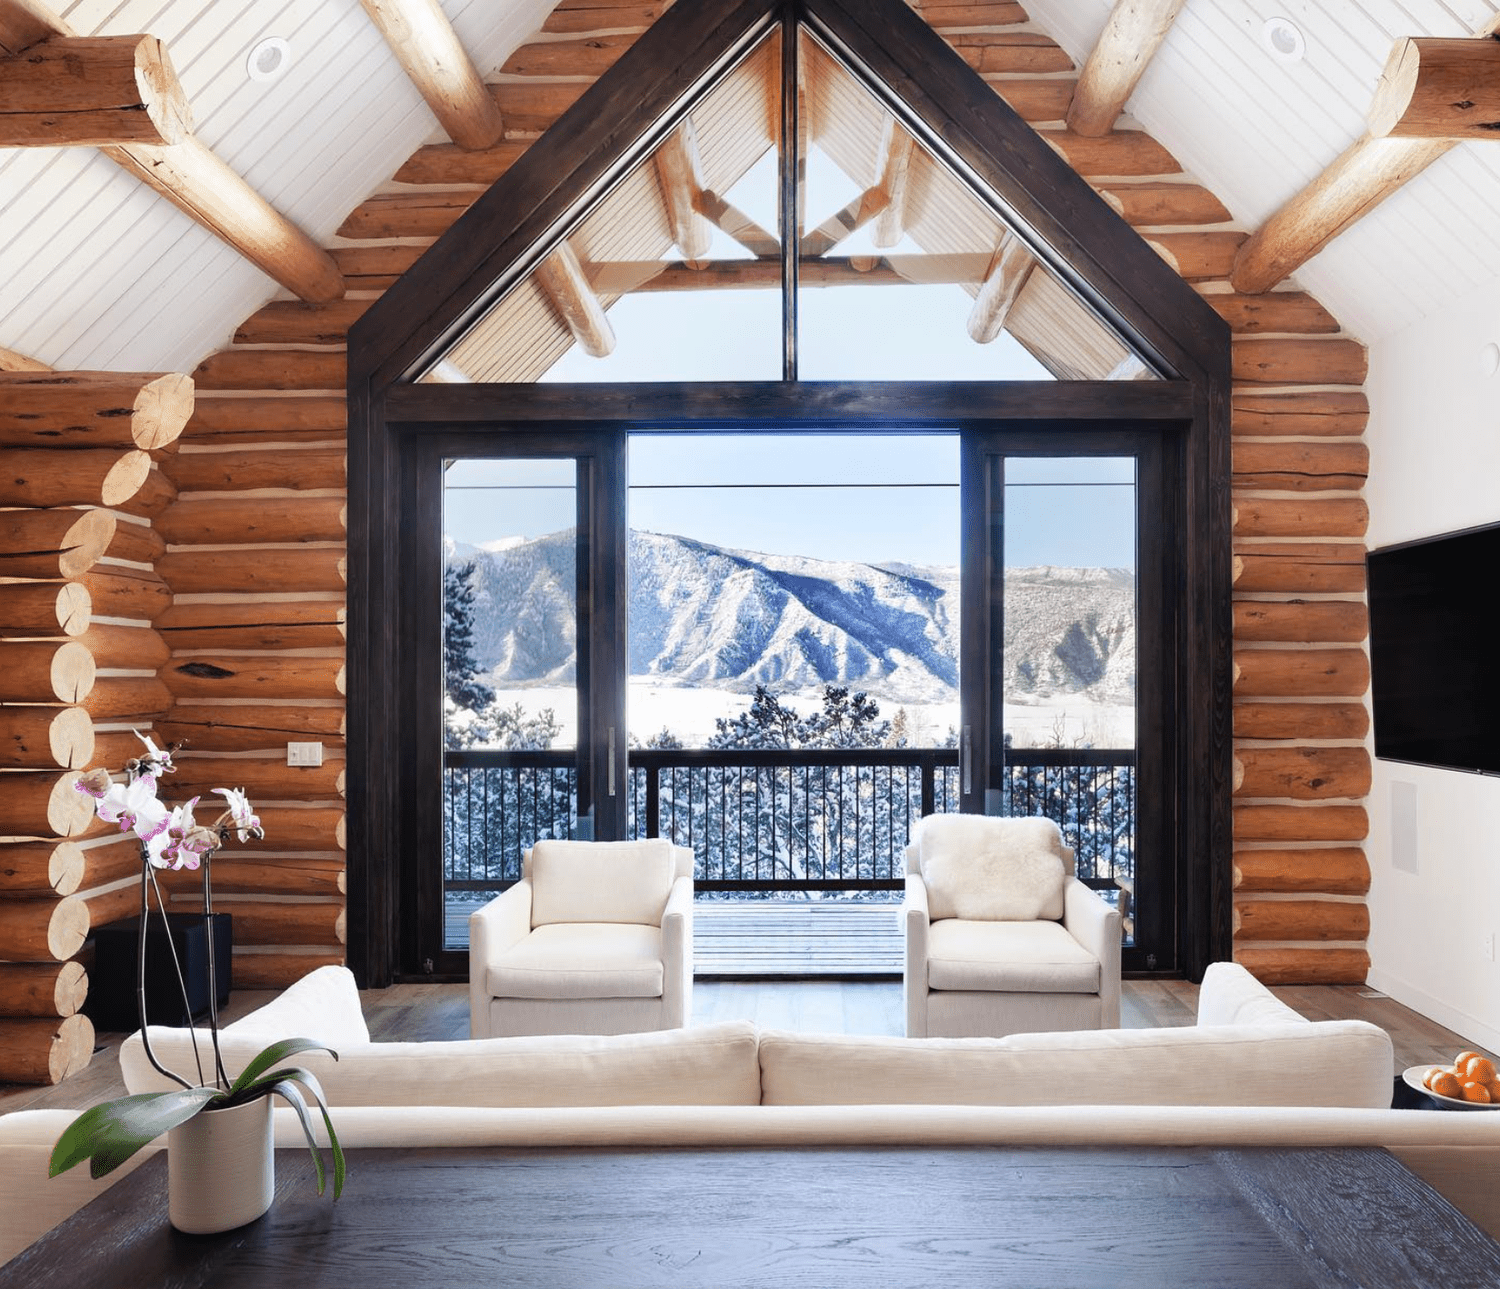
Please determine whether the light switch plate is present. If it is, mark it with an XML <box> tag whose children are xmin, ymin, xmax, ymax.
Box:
<box><xmin>287</xmin><ymin>741</ymin><xmax>324</xmax><ymax>767</ymax></box>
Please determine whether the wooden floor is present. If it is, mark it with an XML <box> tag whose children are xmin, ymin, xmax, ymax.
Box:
<box><xmin>0</xmin><ymin>976</ymin><xmax>1489</xmax><ymax>1119</ymax></box>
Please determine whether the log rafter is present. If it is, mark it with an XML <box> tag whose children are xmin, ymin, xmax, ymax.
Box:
<box><xmin>534</xmin><ymin>243</ymin><xmax>616</xmax><ymax>358</ymax></box>
<box><xmin>966</xmin><ymin>235</ymin><xmax>1036</xmax><ymax>343</ymax></box>
<box><xmin>357</xmin><ymin>0</ymin><xmax>504</xmax><ymax>151</ymax></box>
<box><xmin>1232</xmin><ymin>15</ymin><xmax>1500</xmax><ymax>294</ymax></box>
<box><xmin>0</xmin><ymin>0</ymin><xmax>342</xmax><ymax>303</ymax></box>
<box><xmin>653</xmin><ymin>118</ymin><xmax>712</xmax><ymax>263</ymax></box>
<box><xmin>871</xmin><ymin>115</ymin><xmax>915</xmax><ymax>248</ymax></box>
<box><xmin>1066</xmin><ymin>0</ymin><xmax>1188</xmax><ymax>137</ymax></box>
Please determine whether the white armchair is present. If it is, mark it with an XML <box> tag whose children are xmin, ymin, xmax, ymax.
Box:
<box><xmin>903</xmin><ymin>814</ymin><xmax>1121</xmax><ymax>1039</ymax></box>
<box><xmin>469</xmin><ymin>839</ymin><xmax>694</xmax><ymax>1038</ymax></box>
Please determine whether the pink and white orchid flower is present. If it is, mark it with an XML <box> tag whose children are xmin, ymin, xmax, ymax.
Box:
<box><xmin>213</xmin><ymin>787</ymin><xmax>263</xmax><ymax>843</ymax></box>
<box><xmin>129</xmin><ymin>729</ymin><xmax>175</xmax><ymax>778</ymax></box>
<box><xmin>96</xmin><ymin>773</ymin><xmax>170</xmax><ymax>841</ymax></box>
<box><xmin>145</xmin><ymin>796</ymin><xmax>219</xmax><ymax>870</ymax></box>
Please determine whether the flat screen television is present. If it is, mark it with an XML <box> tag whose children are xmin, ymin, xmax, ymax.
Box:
<box><xmin>1367</xmin><ymin>521</ymin><xmax>1500</xmax><ymax>776</ymax></box>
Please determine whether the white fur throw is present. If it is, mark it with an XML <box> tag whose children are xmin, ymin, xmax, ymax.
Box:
<box><xmin>918</xmin><ymin>814</ymin><xmax>1067</xmax><ymax>921</ymax></box>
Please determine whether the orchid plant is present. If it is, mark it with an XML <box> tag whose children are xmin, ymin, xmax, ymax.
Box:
<box><xmin>50</xmin><ymin>732</ymin><xmax>345</xmax><ymax>1200</ymax></box>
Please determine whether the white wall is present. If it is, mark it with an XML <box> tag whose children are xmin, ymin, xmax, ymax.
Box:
<box><xmin>1364</xmin><ymin>270</ymin><xmax>1500</xmax><ymax>1052</ymax></box>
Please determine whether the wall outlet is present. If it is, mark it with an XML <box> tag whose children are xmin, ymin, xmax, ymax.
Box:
<box><xmin>1485</xmin><ymin>933</ymin><xmax>1496</xmax><ymax>963</ymax></box>
<box><xmin>287</xmin><ymin>741</ymin><xmax>324</xmax><ymax>767</ymax></box>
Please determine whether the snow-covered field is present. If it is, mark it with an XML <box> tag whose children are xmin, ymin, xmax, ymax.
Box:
<box><xmin>486</xmin><ymin>678</ymin><xmax>1134</xmax><ymax>750</ymax></box>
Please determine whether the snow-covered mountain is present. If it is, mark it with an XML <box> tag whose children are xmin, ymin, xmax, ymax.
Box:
<box><xmin>451</xmin><ymin>531</ymin><xmax>1133</xmax><ymax>705</ymax></box>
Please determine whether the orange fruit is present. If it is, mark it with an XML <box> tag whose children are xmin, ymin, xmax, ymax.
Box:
<box><xmin>1460</xmin><ymin>1081</ymin><xmax>1492</xmax><ymax>1104</ymax></box>
<box><xmin>1462</xmin><ymin>1056</ymin><xmax>1496</xmax><ymax>1084</ymax></box>
<box><xmin>1486</xmin><ymin>1078</ymin><xmax>1500</xmax><ymax>1102</ymax></box>
<box><xmin>1430</xmin><ymin>1071</ymin><xmax>1463</xmax><ymax>1099</ymax></box>
<box><xmin>1455</xmin><ymin>1050</ymin><xmax>1484</xmax><ymax>1070</ymax></box>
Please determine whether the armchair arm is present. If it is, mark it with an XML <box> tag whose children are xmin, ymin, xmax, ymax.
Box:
<box><xmin>468</xmin><ymin>882</ymin><xmax>532</xmax><ymax>1039</ymax></box>
<box><xmin>902</xmin><ymin>873</ymin><xmax>931</xmax><ymax>1038</ymax></box>
<box><xmin>1062</xmin><ymin>877</ymin><xmax>1122</xmax><ymax>1028</ymax></box>
<box><xmin>660</xmin><ymin>875</ymin><xmax>695</xmax><ymax>1028</ymax></box>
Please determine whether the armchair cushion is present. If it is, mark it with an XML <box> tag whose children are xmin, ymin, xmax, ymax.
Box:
<box><xmin>486</xmin><ymin>923</ymin><xmax>665</xmax><ymax>999</ymax></box>
<box><xmin>918</xmin><ymin>814</ymin><xmax>1068</xmax><ymax>921</ymax></box>
<box><xmin>927</xmin><ymin>919</ymin><xmax>1101</xmax><ymax>993</ymax></box>
<box><xmin>529</xmin><ymin>839</ymin><xmax>674</xmax><ymax>927</ymax></box>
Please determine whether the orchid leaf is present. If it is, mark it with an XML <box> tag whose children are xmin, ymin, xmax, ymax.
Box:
<box><xmin>227</xmin><ymin>1038</ymin><xmax>338</xmax><ymax>1099</ymax></box>
<box><xmin>50</xmin><ymin>1087</ymin><xmax>221</xmax><ymax>1181</ymax></box>
<box><xmin>265</xmin><ymin>1079</ymin><xmax>326</xmax><ymax>1196</ymax></box>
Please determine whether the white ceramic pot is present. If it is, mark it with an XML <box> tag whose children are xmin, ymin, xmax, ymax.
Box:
<box><xmin>167</xmin><ymin>1094</ymin><xmax>275</xmax><ymax>1235</ymax></box>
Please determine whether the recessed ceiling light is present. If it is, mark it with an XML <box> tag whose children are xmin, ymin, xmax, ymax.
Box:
<box><xmin>1260</xmin><ymin>17</ymin><xmax>1306</xmax><ymax>63</ymax></box>
<box><xmin>247</xmin><ymin>37</ymin><xmax>291</xmax><ymax>83</ymax></box>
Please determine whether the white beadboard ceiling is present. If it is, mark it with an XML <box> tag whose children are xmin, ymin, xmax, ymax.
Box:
<box><xmin>1</xmin><ymin>0</ymin><xmax>1498</xmax><ymax>372</ymax></box>
<box><xmin>1027</xmin><ymin>0</ymin><xmax>1500</xmax><ymax>343</ymax></box>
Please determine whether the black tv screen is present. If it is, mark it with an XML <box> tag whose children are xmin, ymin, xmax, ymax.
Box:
<box><xmin>1367</xmin><ymin>521</ymin><xmax>1500</xmax><ymax>776</ymax></box>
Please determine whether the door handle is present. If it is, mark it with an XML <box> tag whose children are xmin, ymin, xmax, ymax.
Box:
<box><xmin>607</xmin><ymin>726</ymin><xmax>617</xmax><ymax>797</ymax></box>
<box><xmin>962</xmin><ymin>724</ymin><xmax>972</xmax><ymax>796</ymax></box>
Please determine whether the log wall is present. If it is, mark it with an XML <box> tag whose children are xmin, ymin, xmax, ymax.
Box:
<box><xmin>2</xmin><ymin>0</ymin><xmax>1371</xmax><ymax>1026</ymax></box>
<box><xmin>0</xmin><ymin>369</ymin><xmax>191</xmax><ymax>1082</ymax></box>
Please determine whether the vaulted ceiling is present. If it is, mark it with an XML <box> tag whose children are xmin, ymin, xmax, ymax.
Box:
<box><xmin>1</xmin><ymin>0</ymin><xmax>1497</xmax><ymax>374</ymax></box>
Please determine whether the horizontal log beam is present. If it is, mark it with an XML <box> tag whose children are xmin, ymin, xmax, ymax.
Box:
<box><xmin>0</xmin><ymin>507</ymin><xmax>114</xmax><ymax>580</ymax></box>
<box><xmin>191</xmin><ymin>349</ymin><xmax>347</xmax><ymax>392</ymax></box>
<box><xmin>1232</xmin><ymin>390</ymin><xmax>1368</xmax><ymax>437</ymax></box>
<box><xmin>1235</xmin><ymin>589</ymin><xmax>1369</xmax><ymax>640</ymax></box>
<box><xmin>990</xmin><ymin>78</ymin><xmax>1076</xmax><ymax>123</ymax></box>
<box><xmin>157</xmin><ymin>496</ymin><xmax>347</xmax><ymax>545</ymax></box>
<box><xmin>78</xmin><ymin>566</ymin><xmax>172</xmax><ymax>621</ymax></box>
<box><xmin>1098</xmin><ymin>181</ymin><xmax>1230</xmax><ymax>226</ymax></box>
<box><xmin>1037</xmin><ymin>128</ymin><xmax>1181</xmax><ymax>177</ymax></box>
<box><xmin>0</xmin><ymin>447</ymin><xmax>151</xmax><ymax>507</ymax></box>
<box><xmin>1232</xmin><ymin>947</ymin><xmax>1369</xmax><ymax>987</ymax></box>
<box><xmin>0</xmin><ymin>640</ymin><xmax>94</xmax><ymax>704</ymax></box>
<box><xmin>1233</xmin><ymin>701</ymin><xmax>1369</xmax><ymax>741</ymax></box>
<box><xmin>104</xmin><ymin>517</ymin><xmax>166</xmax><ymax>565</ymax></box>
<box><xmin>1233</xmin><ymin>648</ymin><xmax>1370</xmax><ymax>698</ymax></box>
<box><xmin>79</xmin><ymin>880</ymin><xmax>140</xmax><ymax>937</ymax></box>
<box><xmin>162</xmin><ymin>657</ymin><xmax>346</xmax><ymax>702</ymax></box>
<box><xmin>155</xmin><ymin>601</ymin><xmax>346</xmax><ymax>651</ymax></box>
<box><xmin>0</xmin><ymin>370</ymin><xmax>192</xmax><ymax>449</ymax></box>
<box><xmin>162</xmin><ymin>447</ymin><xmax>345</xmax><ymax>492</ymax></box>
<box><xmin>0</xmin><ymin>0</ymin><xmax>55</xmax><ymax>57</ymax></box>
<box><xmin>233</xmin><ymin>299</ymin><xmax>369</xmax><ymax>347</ymax></box>
<box><xmin>155</xmin><ymin>547</ymin><xmax>346</xmax><ymax>595</ymax></box>
<box><xmin>188</xmin><ymin>394</ymin><xmax>347</xmax><ymax>437</ymax></box>
<box><xmin>76</xmin><ymin>675</ymin><xmax>173</xmax><ymax>722</ymax></box>
<box><xmin>1231</xmin><ymin>542</ymin><xmax>1367</xmax><ymax>594</ymax></box>
<box><xmin>0</xmin><ymin>33</ymin><xmax>190</xmax><ymax>146</ymax></box>
<box><xmin>948</xmin><ymin>31</ymin><xmax>1073</xmax><ymax>74</ymax></box>
<box><xmin>253</xmin><ymin>807</ymin><xmax>346</xmax><ymax>851</ymax></box>
<box><xmin>167</xmin><ymin>897</ymin><xmax>345</xmax><ymax>946</ymax></box>
<box><xmin>0</xmin><ymin>840</ymin><xmax>85</xmax><ymax>896</ymax></box>
<box><xmin>359</xmin><ymin>0</ymin><xmax>504</xmax><ymax>150</ymax></box>
<box><xmin>74</xmin><ymin>621</ymin><xmax>170</xmax><ymax>670</ymax></box>
<box><xmin>0</xmin><ymin>580</ymin><xmax>90</xmax><ymax>636</ymax></box>
<box><xmin>1234</xmin><ymin>747</ymin><xmax>1372</xmax><ymax>800</ymax></box>
<box><xmin>1234</xmin><ymin>898</ymin><xmax>1369</xmax><ymax>942</ymax></box>
<box><xmin>164</xmin><ymin>756</ymin><xmax>345</xmax><ymax>803</ymax></box>
<box><xmin>336</xmin><ymin>190</ymin><xmax>473</xmax><ymax>240</ymax></box>
<box><xmin>1232</xmin><ymin>497</ymin><xmax>1368</xmax><ymax>538</ymax></box>
<box><xmin>1233</xmin><ymin>847</ymin><xmax>1369</xmax><ymax>895</ymax></box>
<box><xmin>542</xmin><ymin>2</ymin><xmax>673</xmax><ymax>35</ymax></box>
<box><xmin>0</xmin><ymin>1013</ymin><xmax>93</xmax><ymax>1083</ymax></box>
<box><xmin>111</xmin><ymin>463</ymin><xmax>177</xmax><ymax>520</ymax></box>
<box><xmin>156</xmin><ymin>706</ymin><xmax>345</xmax><ymax>754</ymax></box>
<box><xmin>1066</xmin><ymin>0</ymin><xmax>1188</xmax><ymax>137</ymax></box>
<box><xmin>1231</xmin><ymin>338</ymin><xmax>1367</xmax><ymax>386</ymax></box>
<box><xmin>181</xmin><ymin>856</ymin><xmax>344</xmax><ymax>897</ymax></box>
<box><xmin>0</xmin><ymin>706</ymin><xmax>94</xmax><ymax>770</ymax></box>
<box><xmin>0</xmin><ymin>960</ymin><xmax>88</xmax><ymax>1017</ymax></box>
<box><xmin>1232</xmin><ymin>441</ymin><xmax>1368</xmax><ymax>491</ymax></box>
<box><xmin>0</xmin><ymin>892</ymin><xmax>89</xmax><ymax>959</ymax></box>
<box><xmin>1205</xmin><ymin>292</ymin><xmax>1341</xmax><ymax>336</ymax></box>
<box><xmin>393</xmin><ymin>138</ymin><xmax>528</xmax><ymax>186</ymax></box>
<box><xmin>1232</xmin><ymin>804</ymin><xmax>1369</xmax><ymax>843</ymax></box>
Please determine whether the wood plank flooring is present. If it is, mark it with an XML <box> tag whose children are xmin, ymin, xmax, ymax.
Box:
<box><xmin>0</xmin><ymin>977</ymin><xmax>1487</xmax><ymax>1119</ymax></box>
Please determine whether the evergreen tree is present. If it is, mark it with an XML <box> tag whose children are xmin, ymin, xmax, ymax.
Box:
<box><xmin>443</xmin><ymin>560</ymin><xmax>494</xmax><ymax>713</ymax></box>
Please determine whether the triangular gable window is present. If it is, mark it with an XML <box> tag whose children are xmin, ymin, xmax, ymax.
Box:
<box><xmin>418</xmin><ymin>20</ymin><xmax>1157</xmax><ymax>385</ymax></box>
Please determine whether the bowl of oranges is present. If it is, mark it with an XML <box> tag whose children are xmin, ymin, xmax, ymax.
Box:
<box><xmin>1403</xmin><ymin>1052</ymin><xmax>1500</xmax><ymax>1110</ymax></box>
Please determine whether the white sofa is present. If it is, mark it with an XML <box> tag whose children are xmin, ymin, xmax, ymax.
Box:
<box><xmin>7</xmin><ymin>962</ymin><xmax>1500</xmax><ymax>1267</ymax></box>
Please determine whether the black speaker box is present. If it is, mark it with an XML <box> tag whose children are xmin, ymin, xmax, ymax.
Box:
<box><xmin>84</xmin><ymin>912</ymin><xmax>233</xmax><ymax>1033</ymax></box>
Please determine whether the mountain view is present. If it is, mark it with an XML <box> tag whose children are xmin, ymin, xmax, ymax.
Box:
<box><xmin>447</xmin><ymin>530</ymin><xmax>1135</xmax><ymax>747</ymax></box>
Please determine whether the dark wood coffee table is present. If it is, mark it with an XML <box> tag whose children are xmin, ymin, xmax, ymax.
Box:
<box><xmin>9</xmin><ymin>1143</ymin><xmax>1500</xmax><ymax>1287</ymax></box>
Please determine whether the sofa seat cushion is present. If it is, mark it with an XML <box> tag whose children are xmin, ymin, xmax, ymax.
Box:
<box><xmin>926</xmin><ymin>919</ymin><xmax>1100</xmax><ymax>993</ymax></box>
<box><xmin>487</xmin><ymin>923</ymin><xmax>665</xmax><ymax>1000</ymax></box>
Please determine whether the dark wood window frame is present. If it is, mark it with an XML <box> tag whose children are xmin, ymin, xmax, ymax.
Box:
<box><xmin>347</xmin><ymin>0</ymin><xmax>1232</xmax><ymax>987</ymax></box>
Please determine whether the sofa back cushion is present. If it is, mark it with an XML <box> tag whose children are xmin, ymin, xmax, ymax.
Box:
<box><xmin>527</xmin><ymin>839</ymin><xmax>676</xmax><ymax>927</ymax></box>
<box><xmin>758</xmin><ymin>1020</ymin><xmax>1395</xmax><ymax>1110</ymax></box>
<box><xmin>917</xmin><ymin>814</ymin><xmax>1069</xmax><ymax>921</ymax></box>
<box><xmin>126</xmin><ymin>1018</ymin><xmax>762</xmax><ymax>1108</ymax></box>
<box><xmin>1196</xmin><ymin>960</ymin><xmax>1309</xmax><ymax>1027</ymax></box>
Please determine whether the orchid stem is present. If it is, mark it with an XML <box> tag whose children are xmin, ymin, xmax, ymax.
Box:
<box><xmin>201</xmin><ymin>846</ymin><xmax>229</xmax><ymax>1092</ymax></box>
<box><xmin>136</xmin><ymin>849</ymin><xmax>192</xmax><ymax>1092</ymax></box>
